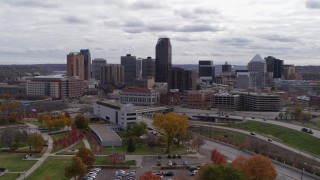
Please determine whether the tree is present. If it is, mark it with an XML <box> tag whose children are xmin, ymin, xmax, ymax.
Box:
<box><xmin>27</xmin><ymin>133</ymin><xmax>46</xmax><ymax>152</ymax></box>
<box><xmin>74</xmin><ymin>114</ymin><xmax>89</xmax><ymax>129</ymax></box>
<box><xmin>139</xmin><ymin>171</ymin><xmax>161</xmax><ymax>180</ymax></box>
<box><xmin>196</xmin><ymin>164</ymin><xmax>246</xmax><ymax>180</ymax></box>
<box><xmin>126</xmin><ymin>122</ymin><xmax>147</xmax><ymax>137</ymax></box>
<box><xmin>301</xmin><ymin>112</ymin><xmax>312</xmax><ymax>123</ymax></box>
<box><xmin>0</xmin><ymin>128</ymin><xmax>15</xmax><ymax>150</ymax></box>
<box><xmin>37</xmin><ymin>114</ymin><xmax>51</xmax><ymax>127</ymax></box>
<box><xmin>191</xmin><ymin>135</ymin><xmax>205</xmax><ymax>152</ymax></box>
<box><xmin>211</xmin><ymin>149</ymin><xmax>227</xmax><ymax>165</ymax></box>
<box><xmin>76</xmin><ymin>147</ymin><xmax>95</xmax><ymax>169</ymax></box>
<box><xmin>65</xmin><ymin>117</ymin><xmax>73</xmax><ymax>130</ymax></box>
<box><xmin>153</xmin><ymin>112</ymin><xmax>189</xmax><ymax>153</ymax></box>
<box><xmin>65</xmin><ymin>156</ymin><xmax>86</xmax><ymax>179</ymax></box>
<box><xmin>278</xmin><ymin>112</ymin><xmax>284</xmax><ymax>120</ymax></box>
<box><xmin>127</xmin><ymin>138</ymin><xmax>136</xmax><ymax>152</ymax></box>
<box><xmin>232</xmin><ymin>155</ymin><xmax>277</xmax><ymax>180</ymax></box>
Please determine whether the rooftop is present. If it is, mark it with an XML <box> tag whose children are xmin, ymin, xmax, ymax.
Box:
<box><xmin>89</xmin><ymin>124</ymin><xmax>122</xmax><ymax>143</ymax></box>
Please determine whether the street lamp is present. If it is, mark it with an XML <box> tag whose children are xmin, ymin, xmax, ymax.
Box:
<box><xmin>301</xmin><ymin>162</ymin><xmax>307</xmax><ymax>180</ymax></box>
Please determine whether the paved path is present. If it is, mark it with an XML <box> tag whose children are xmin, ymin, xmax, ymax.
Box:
<box><xmin>16</xmin><ymin>123</ymin><xmax>53</xmax><ymax>180</ymax></box>
<box><xmin>83</xmin><ymin>138</ymin><xmax>91</xmax><ymax>150</ymax></box>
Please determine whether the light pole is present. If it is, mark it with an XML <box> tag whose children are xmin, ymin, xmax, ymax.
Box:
<box><xmin>301</xmin><ymin>162</ymin><xmax>307</xmax><ymax>180</ymax></box>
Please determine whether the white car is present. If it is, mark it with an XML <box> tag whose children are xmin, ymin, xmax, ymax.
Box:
<box><xmin>168</xmin><ymin>161</ymin><xmax>173</xmax><ymax>166</ymax></box>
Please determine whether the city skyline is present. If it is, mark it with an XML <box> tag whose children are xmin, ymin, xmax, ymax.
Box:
<box><xmin>0</xmin><ymin>0</ymin><xmax>320</xmax><ymax>65</ymax></box>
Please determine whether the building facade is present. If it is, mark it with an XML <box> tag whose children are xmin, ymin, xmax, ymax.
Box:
<box><xmin>222</xmin><ymin>62</ymin><xmax>232</xmax><ymax>73</ymax></box>
<box><xmin>211</xmin><ymin>92</ymin><xmax>240</xmax><ymax>111</ymax></box>
<box><xmin>67</xmin><ymin>52</ymin><xmax>85</xmax><ymax>80</ymax></box>
<box><xmin>120</xmin><ymin>88</ymin><xmax>160</xmax><ymax>106</ymax></box>
<box><xmin>183</xmin><ymin>90</ymin><xmax>213</xmax><ymax>109</ymax></box>
<box><xmin>92</xmin><ymin>58</ymin><xmax>106</xmax><ymax>80</ymax></box>
<box><xmin>199</xmin><ymin>60</ymin><xmax>215</xmax><ymax>83</ymax></box>
<box><xmin>265</xmin><ymin>56</ymin><xmax>284</xmax><ymax>79</ymax></box>
<box><xmin>155</xmin><ymin>38</ymin><xmax>172</xmax><ymax>83</ymax></box>
<box><xmin>80</xmin><ymin>49</ymin><xmax>92</xmax><ymax>80</ymax></box>
<box><xmin>94</xmin><ymin>100</ymin><xmax>137</xmax><ymax>130</ymax></box>
<box><xmin>239</xmin><ymin>92</ymin><xmax>282</xmax><ymax>111</ymax></box>
<box><xmin>0</xmin><ymin>85</ymin><xmax>26</xmax><ymax>95</ymax></box>
<box><xmin>121</xmin><ymin>54</ymin><xmax>137</xmax><ymax>83</ymax></box>
<box><xmin>248</xmin><ymin>54</ymin><xmax>267</xmax><ymax>89</ymax></box>
<box><xmin>142</xmin><ymin>57</ymin><xmax>156</xmax><ymax>78</ymax></box>
<box><xmin>101</xmin><ymin>64</ymin><xmax>125</xmax><ymax>92</ymax></box>
<box><xmin>168</xmin><ymin>67</ymin><xmax>196</xmax><ymax>92</ymax></box>
<box><xmin>235</xmin><ymin>70</ymin><xmax>250</xmax><ymax>89</ymax></box>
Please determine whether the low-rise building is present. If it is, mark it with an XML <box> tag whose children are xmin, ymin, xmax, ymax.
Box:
<box><xmin>211</xmin><ymin>92</ymin><xmax>240</xmax><ymax>111</ymax></box>
<box><xmin>120</xmin><ymin>88</ymin><xmax>160</xmax><ymax>106</ymax></box>
<box><xmin>183</xmin><ymin>90</ymin><xmax>213</xmax><ymax>109</ymax></box>
<box><xmin>93</xmin><ymin>100</ymin><xmax>137</xmax><ymax>130</ymax></box>
<box><xmin>239</xmin><ymin>92</ymin><xmax>282</xmax><ymax>111</ymax></box>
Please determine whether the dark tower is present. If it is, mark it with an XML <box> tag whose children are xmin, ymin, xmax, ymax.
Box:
<box><xmin>199</xmin><ymin>60</ymin><xmax>215</xmax><ymax>82</ymax></box>
<box><xmin>222</xmin><ymin>62</ymin><xmax>232</xmax><ymax>73</ymax></box>
<box><xmin>155</xmin><ymin>38</ymin><xmax>172</xmax><ymax>82</ymax></box>
<box><xmin>80</xmin><ymin>49</ymin><xmax>91</xmax><ymax>80</ymax></box>
<box><xmin>265</xmin><ymin>56</ymin><xmax>284</xmax><ymax>78</ymax></box>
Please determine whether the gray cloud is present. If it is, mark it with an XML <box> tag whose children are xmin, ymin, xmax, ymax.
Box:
<box><xmin>194</xmin><ymin>7</ymin><xmax>219</xmax><ymax>14</ymax></box>
<box><xmin>306</xmin><ymin>0</ymin><xmax>320</xmax><ymax>9</ymax></box>
<box><xmin>178</xmin><ymin>24</ymin><xmax>222</xmax><ymax>32</ymax></box>
<box><xmin>175</xmin><ymin>7</ymin><xmax>219</xmax><ymax>19</ymax></box>
<box><xmin>260</xmin><ymin>34</ymin><xmax>297</xmax><ymax>42</ymax></box>
<box><xmin>219</xmin><ymin>38</ymin><xmax>252</xmax><ymax>46</ymax></box>
<box><xmin>62</xmin><ymin>16</ymin><xmax>88</xmax><ymax>24</ymax></box>
<box><xmin>3</xmin><ymin>0</ymin><xmax>58</xmax><ymax>8</ymax></box>
<box><xmin>131</xmin><ymin>0</ymin><xmax>166</xmax><ymax>9</ymax></box>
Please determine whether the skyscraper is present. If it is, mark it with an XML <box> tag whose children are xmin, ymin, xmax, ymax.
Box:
<box><xmin>265</xmin><ymin>56</ymin><xmax>284</xmax><ymax>79</ymax></box>
<box><xmin>142</xmin><ymin>57</ymin><xmax>156</xmax><ymax>78</ymax></box>
<box><xmin>136</xmin><ymin>58</ymin><xmax>142</xmax><ymax>78</ymax></box>
<box><xmin>67</xmin><ymin>52</ymin><xmax>85</xmax><ymax>80</ymax></box>
<box><xmin>222</xmin><ymin>62</ymin><xmax>232</xmax><ymax>73</ymax></box>
<box><xmin>92</xmin><ymin>58</ymin><xmax>107</xmax><ymax>80</ymax></box>
<box><xmin>80</xmin><ymin>49</ymin><xmax>91</xmax><ymax>80</ymax></box>
<box><xmin>248</xmin><ymin>54</ymin><xmax>267</xmax><ymax>89</ymax></box>
<box><xmin>155</xmin><ymin>38</ymin><xmax>172</xmax><ymax>83</ymax></box>
<box><xmin>168</xmin><ymin>67</ymin><xmax>196</xmax><ymax>91</ymax></box>
<box><xmin>121</xmin><ymin>54</ymin><xmax>137</xmax><ymax>83</ymax></box>
<box><xmin>198</xmin><ymin>60</ymin><xmax>215</xmax><ymax>83</ymax></box>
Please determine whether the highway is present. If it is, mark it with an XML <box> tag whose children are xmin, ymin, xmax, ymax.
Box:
<box><xmin>138</xmin><ymin>115</ymin><xmax>318</xmax><ymax>180</ymax></box>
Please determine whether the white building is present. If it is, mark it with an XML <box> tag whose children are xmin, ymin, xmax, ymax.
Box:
<box><xmin>119</xmin><ymin>88</ymin><xmax>160</xmax><ymax>106</ymax></box>
<box><xmin>248</xmin><ymin>54</ymin><xmax>267</xmax><ymax>89</ymax></box>
<box><xmin>93</xmin><ymin>100</ymin><xmax>137</xmax><ymax>130</ymax></box>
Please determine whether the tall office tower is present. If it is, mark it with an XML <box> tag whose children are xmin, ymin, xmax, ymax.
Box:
<box><xmin>142</xmin><ymin>57</ymin><xmax>156</xmax><ymax>78</ymax></box>
<box><xmin>248</xmin><ymin>54</ymin><xmax>267</xmax><ymax>89</ymax></box>
<box><xmin>235</xmin><ymin>70</ymin><xmax>250</xmax><ymax>89</ymax></box>
<box><xmin>168</xmin><ymin>67</ymin><xmax>196</xmax><ymax>91</ymax></box>
<box><xmin>121</xmin><ymin>54</ymin><xmax>137</xmax><ymax>83</ymax></box>
<box><xmin>80</xmin><ymin>49</ymin><xmax>91</xmax><ymax>80</ymax></box>
<box><xmin>198</xmin><ymin>60</ymin><xmax>215</xmax><ymax>83</ymax></box>
<box><xmin>265</xmin><ymin>56</ymin><xmax>284</xmax><ymax>79</ymax></box>
<box><xmin>222</xmin><ymin>62</ymin><xmax>232</xmax><ymax>73</ymax></box>
<box><xmin>100</xmin><ymin>64</ymin><xmax>124</xmax><ymax>91</ymax></box>
<box><xmin>67</xmin><ymin>52</ymin><xmax>85</xmax><ymax>80</ymax></box>
<box><xmin>155</xmin><ymin>38</ymin><xmax>172</xmax><ymax>82</ymax></box>
<box><xmin>136</xmin><ymin>58</ymin><xmax>142</xmax><ymax>77</ymax></box>
<box><xmin>283</xmin><ymin>64</ymin><xmax>296</xmax><ymax>80</ymax></box>
<box><xmin>92</xmin><ymin>58</ymin><xmax>106</xmax><ymax>80</ymax></box>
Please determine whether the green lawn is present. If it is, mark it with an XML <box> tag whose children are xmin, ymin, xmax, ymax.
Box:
<box><xmin>26</xmin><ymin>157</ymin><xmax>71</xmax><ymax>180</ymax></box>
<box><xmin>0</xmin><ymin>153</ymin><xmax>37</xmax><ymax>172</ymax></box>
<box><xmin>0</xmin><ymin>173</ymin><xmax>20</xmax><ymax>180</ymax></box>
<box><xmin>193</xmin><ymin>128</ymin><xmax>246</xmax><ymax>143</ymax></box>
<box><xmin>24</xmin><ymin>119</ymin><xmax>42</xmax><ymax>127</ymax></box>
<box><xmin>94</xmin><ymin>156</ymin><xmax>136</xmax><ymax>165</ymax></box>
<box><xmin>226</xmin><ymin>121</ymin><xmax>320</xmax><ymax>156</ymax></box>
<box><xmin>49</xmin><ymin>131</ymin><xmax>70</xmax><ymax>141</ymax></box>
<box><xmin>103</xmin><ymin>141</ymin><xmax>188</xmax><ymax>155</ymax></box>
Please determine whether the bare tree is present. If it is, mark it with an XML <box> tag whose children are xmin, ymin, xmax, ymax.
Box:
<box><xmin>191</xmin><ymin>135</ymin><xmax>205</xmax><ymax>152</ymax></box>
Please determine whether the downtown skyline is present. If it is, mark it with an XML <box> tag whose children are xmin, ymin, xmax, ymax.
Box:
<box><xmin>0</xmin><ymin>0</ymin><xmax>320</xmax><ymax>65</ymax></box>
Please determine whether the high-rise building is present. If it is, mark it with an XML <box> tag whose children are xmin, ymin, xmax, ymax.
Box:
<box><xmin>222</xmin><ymin>62</ymin><xmax>232</xmax><ymax>73</ymax></box>
<box><xmin>142</xmin><ymin>57</ymin><xmax>156</xmax><ymax>78</ymax></box>
<box><xmin>121</xmin><ymin>54</ymin><xmax>137</xmax><ymax>83</ymax></box>
<box><xmin>235</xmin><ymin>70</ymin><xmax>250</xmax><ymax>89</ymax></box>
<box><xmin>67</xmin><ymin>52</ymin><xmax>85</xmax><ymax>80</ymax></box>
<box><xmin>80</xmin><ymin>49</ymin><xmax>91</xmax><ymax>80</ymax></box>
<box><xmin>168</xmin><ymin>67</ymin><xmax>196</xmax><ymax>92</ymax></box>
<box><xmin>101</xmin><ymin>64</ymin><xmax>124</xmax><ymax>92</ymax></box>
<box><xmin>283</xmin><ymin>64</ymin><xmax>296</xmax><ymax>80</ymax></box>
<box><xmin>92</xmin><ymin>58</ymin><xmax>107</xmax><ymax>80</ymax></box>
<box><xmin>136</xmin><ymin>58</ymin><xmax>142</xmax><ymax>77</ymax></box>
<box><xmin>265</xmin><ymin>56</ymin><xmax>284</xmax><ymax>79</ymax></box>
<box><xmin>198</xmin><ymin>60</ymin><xmax>215</xmax><ymax>82</ymax></box>
<box><xmin>155</xmin><ymin>38</ymin><xmax>172</xmax><ymax>83</ymax></box>
<box><xmin>248</xmin><ymin>54</ymin><xmax>267</xmax><ymax>89</ymax></box>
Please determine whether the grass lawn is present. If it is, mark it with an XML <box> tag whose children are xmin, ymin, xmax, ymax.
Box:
<box><xmin>24</xmin><ymin>119</ymin><xmax>42</xmax><ymax>127</ymax></box>
<box><xmin>0</xmin><ymin>173</ymin><xmax>20</xmax><ymax>180</ymax></box>
<box><xmin>0</xmin><ymin>153</ymin><xmax>37</xmax><ymax>172</ymax></box>
<box><xmin>193</xmin><ymin>128</ymin><xmax>246</xmax><ymax>143</ymax></box>
<box><xmin>226</xmin><ymin>121</ymin><xmax>320</xmax><ymax>156</ymax></box>
<box><xmin>49</xmin><ymin>131</ymin><xmax>70</xmax><ymax>141</ymax></box>
<box><xmin>94</xmin><ymin>156</ymin><xmax>136</xmax><ymax>165</ymax></box>
<box><xmin>26</xmin><ymin>157</ymin><xmax>71</xmax><ymax>180</ymax></box>
<box><xmin>103</xmin><ymin>141</ymin><xmax>188</xmax><ymax>155</ymax></box>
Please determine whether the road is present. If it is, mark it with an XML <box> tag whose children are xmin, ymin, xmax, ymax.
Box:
<box><xmin>139</xmin><ymin>115</ymin><xmax>318</xmax><ymax>180</ymax></box>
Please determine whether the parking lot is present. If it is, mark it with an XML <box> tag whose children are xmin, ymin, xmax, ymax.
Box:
<box><xmin>95</xmin><ymin>155</ymin><xmax>209</xmax><ymax>180</ymax></box>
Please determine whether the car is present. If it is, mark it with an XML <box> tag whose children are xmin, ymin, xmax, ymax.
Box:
<box><xmin>168</xmin><ymin>161</ymin><xmax>173</xmax><ymax>166</ymax></box>
<box><xmin>250</xmin><ymin>132</ymin><xmax>256</xmax><ymax>135</ymax></box>
<box><xmin>158</xmin><ymin>155</ymin><xmax>162</xmax><ymax>159</ymax></box>
<box><xmin>167</xmin><ymin>154</ymin><xmax>172</xmax><ymax>159</ymax></box>
<box><xmin>225</xmin><ymin>115</ymin><xmax>229</xmax><ymax>117</ymax></box>
<box><xmin>301</xmin><ymin>127</ymin><xmax>308</xmax><ymax>132</ymax></box>
<box><xmin>252</xmin><ymin>117</ymin><xmax>255</xmax><ymax>119</ymax></box>
<box><xmin>172</xmin><ymin>154</ymin><xmax>177</xmax><ymax>158</ymax></box>
<box><xmin>268</xmin><ymin>138</ymin><xmax>272</xmax><ymax>142</ymax></box>
<box><xmin>177</xmin><ymin>154</ymin><xmax>182</xmax><ymax>159</ymax></box>
<box><xmin>183</xmin><ymin>161</ymin><xmax>188</xmax><ymax>165</ymax></box>
<box><xmin>172</xmin><ymin>161</ymin><xmax>177</xmax><ymax>166</ymax></box>
<box><xmin>153</xmin><ymin>171</ymin><xmax>163</xmax><ymax>176</ymax></box>
<box><xmin>189</xmin><ymin>167</ymin><xmax>200</xmax><ymax>172</ymax></box>
<box><xmin>190</xmin><ymin>170</ymin><xmax>199</xmax><ymax>176</ymax></box>
<box><xmin>164</xmin><ymin>172</ymin><xmax>174</xmax><ymax>176</ymax></box>
<box><xmin>157</xmin><ymin>160</ymin><xmax>161</xmax><ymax>166</ymax></box>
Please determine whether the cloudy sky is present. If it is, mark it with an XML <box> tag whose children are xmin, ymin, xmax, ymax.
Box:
<box><xmin>0</xmin><ymin>0</ymin><xmax>320</xmax><ymax>65</ymax></box>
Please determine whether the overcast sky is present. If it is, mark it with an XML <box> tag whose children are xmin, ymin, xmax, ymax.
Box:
<box><xmin>0</xmin><ymin>0</ymin><xmax>320</xmax><ymax>65</ymax></box>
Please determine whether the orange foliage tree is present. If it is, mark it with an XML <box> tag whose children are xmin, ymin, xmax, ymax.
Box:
<box><xmin>211</xmin><ymin>149</ymin><xmax>227</xmax><ymax>165</ymax></box>
<box><xmin>232</xmin><ymin>155</ymin><xmax>277</xmax><ymax>180</ymax></box>
<box><xmin>139</xmin><ymin>171</ymin><xmax>161</xmax><ymax>180</ymax></box>
<box><xmin>153</xmin><ymin>112</ymin><xmax>189</xmax><ymax>153</ymax></box>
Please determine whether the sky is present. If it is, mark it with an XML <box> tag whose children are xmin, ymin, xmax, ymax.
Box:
<box><xmin>0</xmin><ymin>0</ymin><xmax>320</xmax><ymax>65</ymax></box>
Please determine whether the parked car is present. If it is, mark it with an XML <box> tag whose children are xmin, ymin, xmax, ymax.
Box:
<box><xmin>158</xmin><ymin>154</ymin><xmax>162</xmax><ymax>159</ymax></box>
<box><xmin>167</xmin><ymin>154</ymin><xmax>172</xmax><ymax>159</ymax></box>
<box><xmin>268</xmin><ymin>138</ymin><xmax>272</xmax><ymax>142</ymax></box>
<box><xmin>190</xmin><ymin>170</ymin><xmax>199</xmax><ymax>176</ymax></box>
<box><xmin>177</xmin><ymin>154</ymin><xmax>182</xmax><ymax>159</ymax></box>
<box><xmin>157</xmin><ymin>160</ymin><xmax>161</xmax><ymax>166</ymax></box>
<box><xmin>168</xmin><ymin>161</ymin><xmax>173</xmax><ymax>166</ymax></box>
<box><xmin>250</xmin><ymin>132</ymin><xmax>256</xmax><ymax>135</ymax></box>
<box><xmin>172</xmin><ymin>161</ymin><xmax>177</xmax><ymax>166</ymax></box>
<box><xmin>164</xmin><ymin>172</ymin><xmax>174</xmax><ymax>176</ymax></box>
<box><xmin>183</xmin><ymin>161</ymin><xmax>188</xmax><ymax>166</ymax></box>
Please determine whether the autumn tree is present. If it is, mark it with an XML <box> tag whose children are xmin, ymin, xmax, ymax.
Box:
<box><xmin>139</xmin><ymin>171</ymin><xmax>161</xmax><ymax>180</ymax></box>
<box><xmin>74</xmin><ymin>114</ymin><xmax>89</xmax><ymax>129</ymax></box>
<box><xmin>278</xmin><ymin>112</ymin><xmax>284</xmax><ymax>120</ymax></box>
<box><xmin>191</xmin><ymin>135</ymin><xmax>205</xmax><ymax>152</ymax></box>
<box><xmin>196</xmin><ymin>164</ymin><xmax>246</xmax><ymax>180</ymax></box>
<box><xmin>126</xmin><ymin>122</ymin><xmax>147</xmax><ymax>137</ymax></box>
<box><xmin>232</xmin><ymin>155</ymin><xmax>277</xmax><ymax>180</ymax></box>
<box><xmin>211</xmin><ymin>149</ymin><xmax>227</xmax><ymax>165</ymax></box>
<box><xmin>153</xmin><ymin>112</ymin><xmax>189</xmax><ymax>153</ymax></box>
<box><xmin>76</xmin><ymin>147</ymin><xmax>95</xmax><ymax>169</ymax></box>
<box><xmin>65</xmin><ymin>156</ymin><xmax>86</xmax><ymax>179</ymax></box>
<box><xmin>27</xmin><ymin>133</ymin><xmax>46</xmax><ymax>152</ymax></box>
